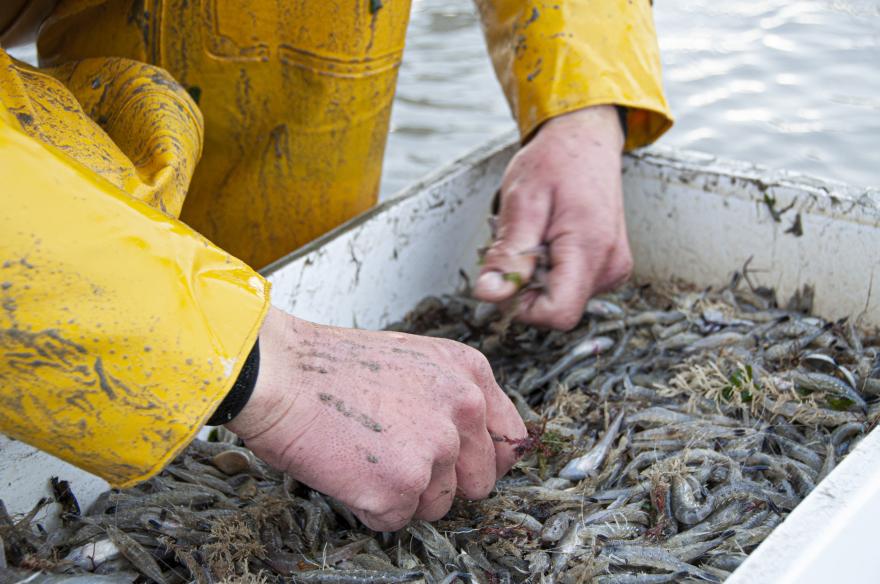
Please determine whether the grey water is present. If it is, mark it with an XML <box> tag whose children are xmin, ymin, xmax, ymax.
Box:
<box><xmin>380</xmin><ymin>0</ymin><xmax>880</xmax><ymax>197</ymax></box>
<box><xmin>7</xmin><ymin>1</ymin><xmax>877</xmax><ymax>193</ymax></box>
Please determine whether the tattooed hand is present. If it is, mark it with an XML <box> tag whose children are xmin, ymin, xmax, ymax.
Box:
<box><xmin>226</xmin><ymin>307</ymin><xmax>526</xmax><ymax>531</ymax></box>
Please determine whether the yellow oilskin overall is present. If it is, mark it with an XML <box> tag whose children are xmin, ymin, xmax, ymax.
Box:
<box><xmin>0</xmin><ymin>0</ymin><xmax>672</xmax><ymax>487</ymax></box>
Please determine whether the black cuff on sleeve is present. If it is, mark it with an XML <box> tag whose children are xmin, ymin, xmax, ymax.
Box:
<box><xmin>616</xmin><ymin>106</ymin><xmax>629</xmax><ymax>142</ymax></box>
<box><xmin>206</xmin><ymin>339</ymin><xmax>260</xmax><ymax>426</ymax></box>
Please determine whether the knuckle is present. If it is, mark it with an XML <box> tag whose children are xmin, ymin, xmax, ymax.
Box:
<box><xmin>355</xmin><ymin>492</ymin><xmax>394</xmax><ymax>517</ymax></box>
<box><xmin>393</xmin><ymin>467</ymin><xmax>432</xmax><ymax>497</ymax></box>
<box><xmin>435</xmin><ymin>449</ymin><xmax>458</xmax><ymax>470</ymax></box>
<box><xmin>464</xmin><ymin>347</ymin><xmax>494</xmax><ymax>379</ymax></box>
<box><xmin>438</xmin><ymin>337</ymin><xmax>468</xmax><ymax>355</ymax></box>
<box><xmin>418</xmin><ymin>502</ymin><xmax>453</xmax><ymax>523</ymax></box>
<box><xmin>443</xmin><ymin>340</ymin><xmax>485</xmax><ymax>372</ymax></box>
<box><xmin>482</xmin><ymin>245</ymin><xmax>515</xmax><ymax>267</ymax></box>
<box><xmin>483</xmin><ymin>241</ymin><xmax>531</xmax><ymax>270</ymax></box>
<box><xmin>471</xmin><ymin>350</ymin><xmax>495</xmax><ymax>377</ymax></box>
<box><xmin>474</xmin><ymin>481</ymin><xmax>495</xmax><ymax>499</ymax></box>
<box><xmin>433</xmin><ymin>427</ymin><xmax>461</xmax><ymax>466</ymax></box>
<box><xmin>433</xmin><ymin>337</ymin><xmax>469</xmax><ymax>363</ymax></box>
<box><xmin>459</xmin><ymin>477</ymin><xmax>494</xmax><ymax>500</ymax></box>
<box><xmin>381</xmin><ymin>515</ymin><xmax>411</xmax><ymax>532</ymax></box>
<box><xmin>602</xmin><ymin>250</ymin><xmax>634</xmax><ymax>290</ymax></box>
<box><xmin>368</xmin><ymin>468</ymin><xmax>430</xmax><ymax>511</ymax></box>
<box><xmin>501</xmin><ymin>185</ymin><xmax>547</xmax><ymax>216</ymax></box>
<box><xmin>454</xmin><ymin>386</ymin><xmax>487</xmax><ymax>422</ymax></box>
<box><xmin>361</xmin><ymin>500</ymin><xmax>417</xmax><ymax>532</ymax></box>
<box><xmin>364</xmin><ymin>512</ymin><xmax>409</xmax><ymax>533</ymax></box>
<box><xmin>507</xmin><ymin>185</ymin><xmax>540</xmax><ymax>204</ymax></box>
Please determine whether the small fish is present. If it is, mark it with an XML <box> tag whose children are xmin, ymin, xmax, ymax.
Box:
<box><xmin>600</xmin><ymin>543</ymin><xmax>721</xmax><ymax>583</ymax></box>
<box><xmin>529</xmin><ymin>336</ymin><xmax>615</xmax><ymax>389</ymax></box>
<box><xmin>728</xmin><ymin>514</ymin><xmax>785</xmax><ymax>548</ymax></box>
<box><xmin>762</xmin><ymin>396</ymin><xmax>862</xmax><ymax>427</ymax></box>
<box><xmin>656</xmin><ymin>319</ymin><xmax>690</xmax><ymax>340</ymax></box>
<box><xmin>831</xmin><ymin>421</ymin><xmax>865</xmax><ymax>456</ymax></box>
<box><xmin>9</xmin><ymin>279</ymin><xmax>875</xmax><ymax>584</ymax></box>
<box><xmin>559</xmin><ymin>411</ymin><xmax>625</xmax><ymax>480</ymax></box>
<box><xmin>65</xmin><ymin>538</ymin><xmax>120</xmax><ymax>570</ymax></box>
<box><xmin>626</xmin><ymin>407</ymin><xmax>694</xmax><ymax>426</ymax></box>
<box><xmin>539</xmin><ymin>511</ymin><xmax>572</xmax><ymax>543</ymax></box>
<box><xmin>500</xmin><ymin>510</ymin><xmax>543</xmax><ymax>534</ymax></box>
<box><xmin>439</xmin><ymin>572</ymin><xmax>470</xmax><ymax>584</ymax></box>
<box><xmin>764</xmin><ymin>322</ymin><xmax>832</xmax><ymax>361</ymax></box>
<box><xmin>523</xmin><ymin>550</ymin><xmax>550</xmax><ymax>577</ymax></box>
<box><xmin>164</xmin><ymin>465</ymin><xmax>238</xmax><ymax>497</ymax></box>
<box><xmin>768</xmin><ymin>432</ymin><xmax>823</xmax><ymax>472</ymax></box>
<box><xmin>585</xmin><ymin>298</ymin><xmax>625</xmax><ymax>319</ymax></box>
<box><xmin>670</xmin><ymin>475</ymin><xmax>715</xmax><ymax>525</ymax></box>
<box><xmin>700</xmin><ymin>308</ymin><xmax>755</xmax><ymax>328</ymax></box>
<box><xmin>406</xmin><ymin>521</ymin><xmax>458</xmax><ymax>565</ymax></box>
<box><xmin>290</xmin><ymin>569</ymin><xmax>424</xmax><ymax>583</ymax></box>
<box><xmin>668</xmin><ymin>529</ymin><xmax>734</xmax><ymax>562</ymax></box>
<box><xmin>626</xmin><ymin>310</ymin><xmax>686</xmax><ymax>327</ymax></box>
<box><xmin>684</xmin><ymin>331</ymin><xmax>751</xmax><ymax>354</ymax></box>
<box><xmin>789</xmin><ymin>370</ymin><xmax>867</xmax><ymax>412</ymax></box>
<box><xmin>0</xmin><ymin>571</ymin><xmax>136</xmax><ymax>583</ymax></box>
<box><xmin>594</xmin><ymin>572</ymin><xmax>688</xmax><ymax>584</ymax></box>
<box><xmin>581</xmin><ymin>503</ymin><xmax>650</xmax><ymax>527</ymax></box>
<box><xmin>577</xmin><ymin>522</ymin><xmax>645</xmax><ymax>542</ymax></box>
<box><xmin>704</xmin><ymin>553</ymin><xmax>748</xmax><ymax>572</ymax></box>
<box><xmin>105</xmin><ymin>526</ymin><xmax>167</xmax><ymax>584</ymax></box>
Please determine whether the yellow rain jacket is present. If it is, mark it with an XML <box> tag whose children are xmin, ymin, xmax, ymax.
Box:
<box><xmin>0</xmin><ymin>0</ymin><xmax>672</xmax><ymax>487</ymax></box>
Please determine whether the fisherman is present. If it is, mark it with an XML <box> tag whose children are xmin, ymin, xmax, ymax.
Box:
<box><xmin>0</xmin><ymin>0</ymin><xmax>671</xmax><ymax>530</ymax></box>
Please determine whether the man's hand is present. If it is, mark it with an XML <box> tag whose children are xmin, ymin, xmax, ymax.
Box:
<box><xmin>227</xmin><ymin>307</ymin><xmax>526</xmax><ymax>532</ymax></box>
<box><xmin>473</xmin><ymin>105</ymin><xmax>633</xmax><ymax>330</ymax></box>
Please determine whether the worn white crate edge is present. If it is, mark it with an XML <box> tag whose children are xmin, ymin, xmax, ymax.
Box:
<box><xmin>264</xmin><ymin>131</ymin><xmax>880</xmax><ymax>583</ymax></box>
<box><xmin>1</xmin><ymin>133</ymin><xmax>878</xmax><ymax>582</ymax></box>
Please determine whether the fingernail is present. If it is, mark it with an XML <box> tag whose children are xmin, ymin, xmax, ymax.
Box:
<box><xmin>476</xmin><ymin>271</ymin><xmax>505</xmax><ymax>294</ymax></box>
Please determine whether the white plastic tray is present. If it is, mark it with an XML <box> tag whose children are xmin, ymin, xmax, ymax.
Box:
<box><xmin>3</xmin><ymin>133</ymin><xmax>879</xmax><ymax>581</ymax></box>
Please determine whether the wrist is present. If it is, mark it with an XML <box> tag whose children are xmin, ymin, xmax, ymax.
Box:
<box><xmin>205</xmin><ymin>340</ymin><xmax>260</xmax><ymax>426</ymax></box>
<box><xmin>538</xmin><ymin>105</ymin><xmax>626</xmax><ymax>153</ymax></box>
<box><xmin>225</xmin><ymin>307</ymin><xmax>298</xmax><ymax>440</ymax></box>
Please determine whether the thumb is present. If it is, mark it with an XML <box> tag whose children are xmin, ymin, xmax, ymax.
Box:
<box><xmin>474</xmin><ymin>187</ymin><xmax>552</xmax><ymax>303</ymax></box>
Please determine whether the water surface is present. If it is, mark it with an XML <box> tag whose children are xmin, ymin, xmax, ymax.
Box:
<box><xmin>8</xmin><ymin>1</ymin><xmax>877</xmax><ymax>193</ymax></box>
<box><xmin>381</xmin><ymin>0</ymin><xmax>880</xmax><ymax>196</ymax></box>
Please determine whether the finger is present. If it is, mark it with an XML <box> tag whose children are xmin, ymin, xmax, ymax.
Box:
<box><xmin>353</xmin><ymin>494</ymin><xmax>420</xmax><ymax>532</ymax></box>
<box><xmin>593</xmin><ymin>239</ymin><xmax>634</xmax><ymax>295</ymax></box>
<box><xmin>414</xmin><ymin>460</ymin><xmax>458</xmax><ymax>521</ymax></box>
<box><xmin>455</xmin><ymin>428</ymin><xmax>497</xmax><ymax>500</ymax></box>
<box><xmin>452</xmin><ymin>387</ymin><xmax>498</xmax><ymax>500</ymax></box>
<box><xmin>469</xmin><ymin>359</ymin><xmax>528</xmax><ymax>476</ymax></box>
<box><xmin>519</xmin><ymin>231</ymin><xmax>598</xmax><ymax>331</ymax></box>
<box><xmin>474</xmin><ymin>185</ymin><xmax>553</xmax><ymax>303</ymax></box>
<box><xmin>487</xmin><ymin>392</ymin><xmax>528</xmax><ymax>476</ymax></box>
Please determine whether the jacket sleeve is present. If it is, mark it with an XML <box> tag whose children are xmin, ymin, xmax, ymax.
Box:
<box><xmin>475</xmin><ymin>0</ymin><xmax>673</xmax><ymax>150</ymax></box>
<box><xmin>0</xmin><ymin>77</ymin><xmax>269</xmax><ymax>489</ymax></box>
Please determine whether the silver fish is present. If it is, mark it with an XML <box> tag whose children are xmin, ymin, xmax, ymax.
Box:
<box><xmin>559</xmin><ymin>410</ymin><xmax>625</xmax><ymax>481</ymax></box>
